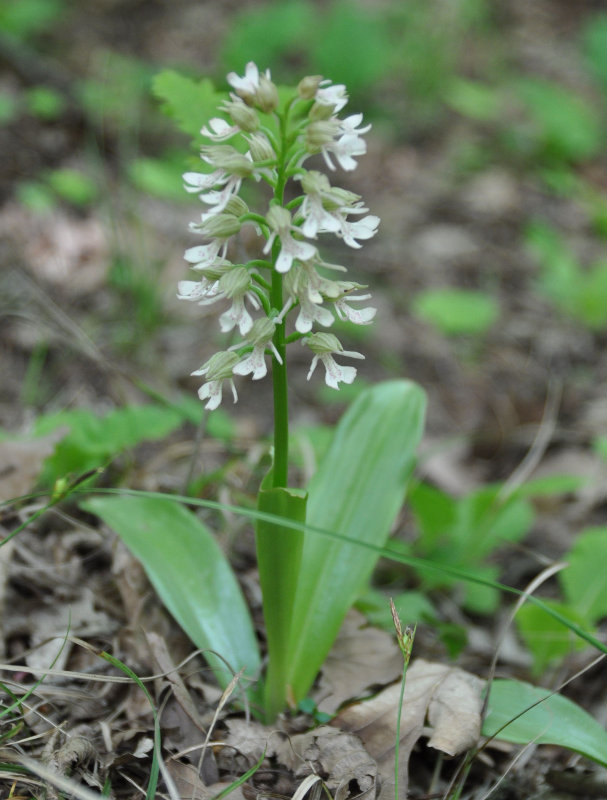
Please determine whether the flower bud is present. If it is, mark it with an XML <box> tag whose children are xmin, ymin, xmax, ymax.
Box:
<box><xmin>309</xmin><ymin>101</ymin><xmax>337</xmax><ymax>121</ymax></box>
<box><xmin>223</xmin><ymin>99</ymin><xmax>260</xmax><ymax>132</ymax></box>
<box><xmin>305</xmin><ymin>332</ymin><xmax>344</xmax><ymax>354</ymax></box>
<box><xmin>218</xmin><ymin>266</ymin><xmax>251</xmax><ymax>298</ymax></box>
<box><xmin>266</xmin><ymin>204</ymin><xmax>291</xmax><ymax>232</ymax></box>
<box><xmin>247</xmin><ymin>316</ymin><xmax>276</xmax><ymax>345</ymax></box>
<box><xmin>223</xmin><ymin>194</ymin><xmax>249</xmax><ymax>217</ymax></box>
<box><xmin>325</xmin><ymin>186</ymin><xmax>362</xmax><ymax>210</ymax></box>
<box><xmin>300</xmin><ymin>170</ymin><xmax>331</xmax><ymax>196</ymax></box>
<box><xmin>201</xmin><ymin>146</ymin><xmax>254</xmax><ymax>178</ymax></box>
<box><xmin>256</xmin><ymin>74</ymin><xmax>279</xmax><ymax>113</ymax></box>
<box><xmin>305</xmin><ymin>120</ymin><xmax>340</xmax><ymax>152</ymax></box>
<box><xmin>247</xmin><ymin>132</ymin><xmax>277</xmax><ymax>162</ymax></box>
<box><xmin>199</xmin><ymin>259</ymin><xmax>233</xmax><ymax>282</ymax></box>
<box><xmin>195</xmin><ymin>351</ymin><xmax>239</xmax><ymax>380</ymax></box>
<box><xmin>199</xmin><ymin>213</ymin><xmax>242</xmax><ymax>238</ymax></box>
<box><xmin>298</xmin><ymin>75</ymin><xmax>323</xmax><ymax>100</ymax></box>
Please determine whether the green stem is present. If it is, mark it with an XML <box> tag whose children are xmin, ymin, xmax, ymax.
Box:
<box><xmin>270</xmin><ymin>110</ymin><xmax>290</xmax><ymax>489</ymax></box>
<box><xmin>271</xmin><ymin>269</ymin><xmax>288</xmax><ymax>488</ymax></box>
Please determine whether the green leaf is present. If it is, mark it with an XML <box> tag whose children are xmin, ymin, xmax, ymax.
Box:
<box><xmin>412</xmin><ymin>288</ymin><xmax>499</xmax><ymax>336</ymax></box>
<box><xmin>152</xmin><ymin>71</ymin><xmax>223</xmax><ymax>141</ymax></box>
<box><xmin>408</xmin><ymin>482</ymin><xmax>534</xmax><ymax>613</ymax></box>
<box><xmin>128</xmin><ymin>156</ymin><xmax>187</xmax><ymax>202</ymax></box>
<box><xmin>219</xmin><ymin>1</ymin><xmax>315</xmax><ymax>80</ymax></box>
<box><xmin>484</xmin><ymin>679</ymin><xmax>607</xmax><ymax>767</ymax></box>
<box><xmin>33</xmin><ymin>403</ymin><xmax>190</xmax><ymax>484</ymax></box>
<box><xmin>560</xmin><ymin>527</ymin><xmax>607</xmax><ymax>623</ymax></box>
<box><xmin>356</xmin><ymin>588</ymin><xmax>437</xmax><ymax>630</ymax></box>
<box><xmin>25</xmin><ymin>86</ymin><xmax>65</xmax><ymax>120</ymax></box>
<box><xmin>516</xmin><ymin>600</ymin><xmax>591</xmax><ymax>675</ymax></box>
<box><xmin>582</xmin><ymin>12</ymin><xmax>607</xmax><ymax>93</ymax></box>
<box><xmin>285</xmin><ymin>380</ymin><xmax>426</xmax><ymax>702</ymax></box>
<box><xmin>45</xmin><ymin>168</ymin><xmax>97</xmax><ymax>207</ymax></box>
<box><xmin>0</xmin><ymin>0</ymin><xmax>64</xmax><ymax>39</ymax></box>
<box><xmin>516</xmin><ymin>78</ymin><xmax>602</xmax><ymax>163</ymax></box>
<box><xmin>81</xmin><ymin>495</ymin><xmax>261</xmax><ymax>695</ymax></box>
<box><xmin>256</xmin><ymin>483</ymin><xmax>307</xmax><ymax>720</ymax></box>
<box><xmin>444</xmin><ymin>78</ymin><xmax>502</xmax><ymax>121</ymax></box>
<box><xmin>309</xmin><ymin>0</ymin><xmax>390</xmax><ymax>93</ymax></box>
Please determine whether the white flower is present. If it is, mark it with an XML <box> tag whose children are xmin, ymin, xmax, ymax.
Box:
<box><xmin>184</xmin><ymin>267</ymin><xmax>259</xmax><ymax>336</ymax></box>
<box><xmin>323</xmin><ymin>114</ymin><xmax>371</xmax><ymax>172</ymax></box>
<box><xmin>296</xmin><ymin>171</ymin><xmax>370</xmax><ymax>238</ymax></box>
<box><xmin>183</xmin><ymin>170</ymin><xmax>225</xmax><ymax>193</ymax></box>
<box><xmin>333</xmin><ymin>292</ymin><xmax>376</xmax><ymax>325</ymax></box>
<box><xmin>232</xmin><ymin>318</ymin><xmax>281</xmax><ymax>380</ymax></box>
<box><xmin>337</xmin><ymin>215</ymin><xmax>380</xmax><ymax>248</ymax></box>
<box><xmin>228</xmin><ymin>62</ymin><xmax>265</xmax><ymax>95</ymax></box>
<box><xmin>315</xmin><ymin>81</ymin><xmax>348</xmax><ymax>113</ymax></box>
<box><xmin>304</xmin><ymin>332</ymin><xmax>364</xmax><ymax>389</ymax></box>
<box><xmin>177</xmin><ymin>279</ymin><xmax>218</xmax><ymax>302</ymax></box>
<box><xmin>201</xmin><ymin>117</ymin><xmax>241</xmax><ymax>142</ymax></box>
<box><xmin>192</xmin><ymin>351</ymin><xmax>239</xmax><ymax>410</ymax></box>
<box><xmin>184</xmin><ymin>242</ymin><xmax>229</xmax><ymax>271</ymax></box>
<box><xmin>264</xmin><ymin>206</ymin><xmax>317</xmax><ymax>273</ymax></box>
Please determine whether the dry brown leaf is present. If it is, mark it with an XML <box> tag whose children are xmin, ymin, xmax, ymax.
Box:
<box><xmin>333</xmin><ymin>659</ymin><xmax>483</xmax><ymax>800</ymax></box>
<box><xmin>221</xmin><ymin>718</ymin><xmax>377</xmax><ymax>800</ymax></box>
<box><xmin>25</xmin><ymin>587</ymin><xmax>117</xmax><ymax>675</ymax></box>
<box><xmin>0</xmin><ymin>430</ymin><xmax>66</xmax><ymax>502</ymax></box>
<box><xmin>316</xmin><ymin>609</ymin><xmax>403</xmax><ymax>714</ymax></box>
<box><xmin>286</xmin><ymin>726</ymin><xmax>377</xmax><ymax>800</ymax></box>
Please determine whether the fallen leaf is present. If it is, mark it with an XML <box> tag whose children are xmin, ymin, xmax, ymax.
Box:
<box><xmin>0</xmin><ymin>430</ymin><xmax>66</xmax><ymax>502</ymax></box>
<box><xmin>221</xmin><ymin>719</ymin><xmax>377</xmax><ymax>800</ymax></box>
<box><xmin>286</xmin><ymin>726</ymin><xmax>377</xmax><ymax>800</ymax></box>
<box><xmin>26</xmin><ymin>587</ymin><xmax>117</xmax><ymax>675</ymax></box>
<box><xmin>333</xmin><ymin>659</ymin><xmax>483</xmax><ymax>799</ymax></box>
<box><xmin>316</xmin><ymin>609</ymin><xmax>403</xmax><ymax>714</ymax></box>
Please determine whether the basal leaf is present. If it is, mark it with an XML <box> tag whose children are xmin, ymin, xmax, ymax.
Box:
<box><xmin>256</xmin><ymin>483</ymin><xmax>307</xmax><ymax>720</ymax></box>
<box><xmin>81</xmin><ymin>495</ymin><xmax>261</xmax><ymax>696</ymax></box>
<box><xmin>285</xmin><ymin>380</ymin><xmax>426</xmax><ymax>702</ymax></box>
<box><xmin>484</xmin><ymin>679</ymin><xmax>607</xmax><ymax>767</ymax></box>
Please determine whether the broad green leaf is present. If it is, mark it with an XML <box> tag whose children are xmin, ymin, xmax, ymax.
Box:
<box><xmin>516</xmin><ymin>600</ymin><xmax>591</xmax><ymax>675</ymax></box>
<box><xmin>484</xmin><ymin>679</ymin><xmax>607</xmax><ymax>767</ymax></box>
<box><xmin>286</xmin><ymin>380</ymin><xmax>426</xmax><ymax>702</ymax></box>
<box><xmin>152</xmin><ymin>71</ymin><xmax>224</xmax><ymax>141</ymax></box>
<box><xmin>560</xmin><ymin>527</ymin><xmax>607</xmax><ymax>623</ymax></box>
<box><xmin>256</xmin><ymin>483</ymin><xmax>307</xmax><ymax>720</ymax></box>
<box><xmin>81</xmin><ymin>495</ymin><xmax>261</xmax><ymax>695</ymax></box>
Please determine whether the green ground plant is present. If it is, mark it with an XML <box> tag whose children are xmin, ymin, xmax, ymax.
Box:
<box><xmin>525</xmin><ymin>220</ymin><xmax>607</xmax><ymax>329</ymax></box>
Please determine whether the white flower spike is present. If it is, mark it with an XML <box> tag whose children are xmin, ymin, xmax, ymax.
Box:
<box><xmin>181</xmin><ymin>64</ymin><xmax>378</xmax><ymax>405</ymax></box>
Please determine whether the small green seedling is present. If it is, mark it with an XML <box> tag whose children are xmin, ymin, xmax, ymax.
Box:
<box><xmin>526</xmin><ymin>220</ymin><xmax>607</xmax><ymax>330</ymax></box>
<box><xmin>411</xmin><ymin>287</ymin><xmax>499</xmax><ymax>337</ymax></box>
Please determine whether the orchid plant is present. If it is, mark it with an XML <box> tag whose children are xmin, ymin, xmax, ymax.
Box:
<box><xmin>84</xmin><ymin>63</ymin><xmax>426</xmax><ymax>722</ymax></box>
